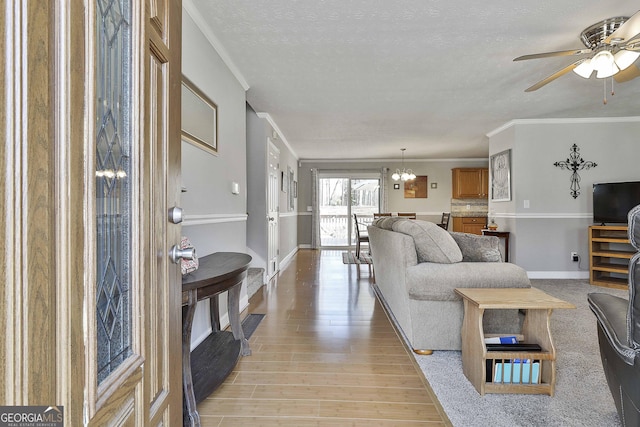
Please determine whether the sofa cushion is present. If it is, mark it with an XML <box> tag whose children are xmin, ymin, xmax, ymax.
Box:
<box><xmin>449</xmin><ymin>231</ymin><xmax>502</xmax><ymax>262</ymax></box>
<box><xmin>392</xmin><ymin>219</ymin><xmax>463</xmax><ymax>264</ymax></box>
<box><xmin>405</xmin><ymin>262</ymin><xmax>531</xmax><ymax>301</ymax></box>
<box><xmin>373</xmin><ymin>216</ymin><xmax>406</xmax><ymax>230</ymax></box>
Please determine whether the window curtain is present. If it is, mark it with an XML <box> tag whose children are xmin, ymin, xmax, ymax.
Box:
<box><xmin>380</xmin><ymin>167</ymin><xmax>388</xmax><ymax>213</ymax></box>
<box><xmin>310</xmin><ymin>168</ymin><xmax>320</xmax><ymax>249</ymax></box>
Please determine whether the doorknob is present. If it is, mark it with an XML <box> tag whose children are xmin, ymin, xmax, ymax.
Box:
<box><xmin>169</xmin><ymin>245</ymin><xmax>196</xmax><ymax>264</ymax></box>
<box><xmin>168</xmin><ymin>206</ymin><xmax>183</xmax><ymax>224</ymax></box>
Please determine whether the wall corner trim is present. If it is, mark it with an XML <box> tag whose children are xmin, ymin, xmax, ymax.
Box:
<box><xmin>486</xmin><ymin>116</ymin><xmax>640</xmax><ymax>138</ymax></box>
<box><xmin>183</xmin><ymin>213</ymin><xmax>248</xmax><ymax>226</ymax></box>
<box><xmin>183</xmin><ymin>0</ymin><xmax>250</xmax><ymax>90</ymax></box>
<box><xmin>256</xmin><ymin>112</ymin><xmax>298</xmax><ymax>160</ymax></box>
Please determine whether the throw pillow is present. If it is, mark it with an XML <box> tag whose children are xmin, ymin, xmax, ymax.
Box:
<box><xmin>449</xmin><ymin>231</ymin><xmax>502</xmax><ymax>262</ymax></box>
<box><xmin>392</xmin><ymin>219</ymin><xmax>462</xmax><ymax>264</ymax></box>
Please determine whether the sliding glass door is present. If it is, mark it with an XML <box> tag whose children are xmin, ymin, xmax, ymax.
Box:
<box><xmin>319</xmin><ymin>173</ymin><xmax>380</xmax><ymax>248</ymax></box>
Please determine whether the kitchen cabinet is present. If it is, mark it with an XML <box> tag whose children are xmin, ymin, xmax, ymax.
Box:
<box><xmin>452</xmin><ymin>217</ymin><xmax>487</xmax><ymax>235</ymax></box>
<box><xmin>452</xmin><ymin>168</ymin><xmax>489</xmax><ymax>199</ymax></box>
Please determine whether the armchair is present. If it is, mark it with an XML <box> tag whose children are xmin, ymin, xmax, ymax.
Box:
<box><xmin>588</xmin><ymin>204</ymin><xmax>640</xmax><ymax>426</ymax></box>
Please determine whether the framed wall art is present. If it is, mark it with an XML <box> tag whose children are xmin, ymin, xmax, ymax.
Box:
<box><xmin>181</xmin><ymin>77</ymin><xmax>218</xmax><ymax>154</ymax></box>
<box><xmin>490</xmin><ymin>149</ymin><xmax>511</xmax><ymax>201</ymax></box>
<box><xmin>404</xmin><ymin>176</ymin><xmax>428</xmax><ymax>198</ymax></box>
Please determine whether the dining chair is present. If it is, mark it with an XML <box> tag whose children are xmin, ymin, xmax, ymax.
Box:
<box><xmin>373</xmin><ymin>212</ymin><xmax>392</xmax><ymax>218</ymax></box>
<box><xmin>398</xmin><ymin>212</ymin><xmax>417</xmax><ymax>219</ymax></box>
<box><xmin>437</xmin><ymin>212</ymin><xmax>451</xmax><ymax>230</ymax></box>
<box><xmin>353</xmin><ymin>214</ymin><xmax>369</xmax><ymax>259</ymax></box>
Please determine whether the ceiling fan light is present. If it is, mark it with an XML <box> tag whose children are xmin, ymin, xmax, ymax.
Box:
<box><xmin>573</xmin><ymin>59</ymin><xmax>594</xmax><ymax>78</ymax></box>
<box><xmin>596</xmin><ymin>62</ymin><xmax>619</xmax><ymax>78</ymax></box>
<box><xmin>592</xmin><ymin>50</ymin><xmax>616</xmax><ymax>72</ymax></box>
<box><xmin>614</xmin><ymin>50</ymin><xmax>640</xmax><ymax>71</ymax></box>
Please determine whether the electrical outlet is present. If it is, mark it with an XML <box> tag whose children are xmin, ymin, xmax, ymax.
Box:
<box><xmin>571</xmin><ymin>252</ymin><xmax>579</xmax><ymax>262</ymax></box>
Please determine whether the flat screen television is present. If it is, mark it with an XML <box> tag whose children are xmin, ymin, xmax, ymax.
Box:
<box><xmin>593</xmin><ymin>181</ymin><xmax>640</xmax><ymax>224</ymax></box>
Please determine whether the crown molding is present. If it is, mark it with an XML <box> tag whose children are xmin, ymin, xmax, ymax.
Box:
<box><xmin>487</xmin><ymin>116</ymin><xmax>640</xmax><ymax>138</ymax></box>
<box><xmin>299</xmin><ymin>157</ymin><xmax>488</xmax><ymax>163</ymax></box>
<box><xmin>183</xmin><ymin>0</ymin><xmax>250</xmax><ymax>91</ymax></box>
<box><xmin>256</xmin><ymin>112</ymin><xmax>298</xmax><ymax>160</ymax></box>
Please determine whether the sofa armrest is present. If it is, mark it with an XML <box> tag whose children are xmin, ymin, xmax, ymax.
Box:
<box><xmin>449</xmin><ymin>232</ymin><xmax>502</xmax><ymax>262</ymax></box>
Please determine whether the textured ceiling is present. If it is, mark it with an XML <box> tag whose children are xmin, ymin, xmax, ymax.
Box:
<box><xmin>187</xmin><ymin>0</ymin><xmax>640</xmax><ymax>160</ymax></box>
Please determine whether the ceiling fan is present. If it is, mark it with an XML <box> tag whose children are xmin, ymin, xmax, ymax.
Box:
<box><xmin>514</xmin><ymin>10</ymin><xmax>640</xmax><ymax>92</ymax></box>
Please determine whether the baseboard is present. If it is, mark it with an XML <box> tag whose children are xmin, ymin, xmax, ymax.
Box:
<box><xmin>527</xmin><ymin>271</ymin><xmax>590</xmax><ymax>279</ymax></box>
<box><xmin>279</xmin><ymin>246</ymin><xmax>299</xmax><ymax>270</ymax></box>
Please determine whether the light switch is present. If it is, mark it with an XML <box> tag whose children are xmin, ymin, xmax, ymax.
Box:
<box><xmin>231</xmin><ymin>182</ymin><xmax>240</xmax><ymax>195</ymax></box>
<box><xmin>524</xmin><ymin>200</ymin><xmax>530</xmax><ymax>208</ymax></box>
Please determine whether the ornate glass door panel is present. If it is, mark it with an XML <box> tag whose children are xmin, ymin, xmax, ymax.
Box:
<box><xmin>95</xmin><ymin>0</ymin><xmax>133</xmax><ymax>384</ymax></box>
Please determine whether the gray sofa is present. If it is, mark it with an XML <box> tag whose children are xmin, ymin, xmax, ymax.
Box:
<box><xmin>368</xmin><ymin>217</ymin><xmax>531</xmax><ymax>352</ymax></box>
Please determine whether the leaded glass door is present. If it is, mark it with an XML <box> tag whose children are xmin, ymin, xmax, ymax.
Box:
<box><xmin>1</xmin><ymin>0</ymin><xmax>180</xmax><ymax>424</ymax></box>
<box><xmin>87</xmin><ymin>0</ymin><xmax>182</xmax><ymax>424</ymax></box>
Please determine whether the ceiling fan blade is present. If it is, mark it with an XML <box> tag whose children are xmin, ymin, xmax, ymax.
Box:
<box><xmin>614</xmin><ymin>64</ymin><xmax>640</xmax><ymax>82</ymax></box>
<box><xmin>513</xmin><ymin>48</ymin><xmax>591</xmax><ymax>61</ymax></box>
<box><xmin>524</xmin><ymin>60</ymin><xmax>585</xmax><ymax>92</ymax></box>
<box><xmin>605</xmin><ymin>10</ymin><xmax>640</xmax><ymax>44</ymax></box>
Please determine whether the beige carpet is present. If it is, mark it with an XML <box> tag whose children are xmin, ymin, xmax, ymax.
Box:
<box><xmin>413</xmin><ymin>279</ymin><xmax>627</xmax><ymax>427</ymax></box>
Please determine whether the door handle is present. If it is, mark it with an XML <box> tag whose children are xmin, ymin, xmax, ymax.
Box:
<box><xmin>169</xmin><ymin>245</ymin><xmax>196</xmax><ymax>264</ymax></box>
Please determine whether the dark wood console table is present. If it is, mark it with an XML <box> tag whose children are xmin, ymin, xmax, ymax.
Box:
<box><xmin>481</xmin><ymin>230</ymin><xmax>510</xmax><ymax>262</ymax></box>
<box><xmin>182</xmin><ymin>252</ymin><xmax>252</xmax><ymax>427</ymax></box>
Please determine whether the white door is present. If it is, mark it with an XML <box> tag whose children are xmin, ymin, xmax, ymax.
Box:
<box><xmin>267</xmin><ymin>139</ymin><xmax>280</xmax><ymax>279</ymax></box>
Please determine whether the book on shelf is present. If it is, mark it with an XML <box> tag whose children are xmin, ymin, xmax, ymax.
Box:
<box><xmin>493</xmin><ymin>359</ymin><xmax>540</xmax><ymax>384</ymax></box>
<box><xmin>486</xmin><ymin>343</ymin><xmax>542</xmax><ymax>352</ymax></box>
<box><xmin>484</xmin><ymin>336</ymin><xmax>518</xmax><ymax>344</ymax></box>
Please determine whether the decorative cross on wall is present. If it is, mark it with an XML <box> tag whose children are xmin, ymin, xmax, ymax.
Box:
<box><xmin>553</xmin><ymin>143</ymin><xmax>597</xmax><ymax>199</ymax></box>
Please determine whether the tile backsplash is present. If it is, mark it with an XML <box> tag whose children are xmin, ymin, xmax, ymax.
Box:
<box><xmin>450</xmin><ymin>198</ymin><xmax>488</xmax><ymax>215</ymax></box>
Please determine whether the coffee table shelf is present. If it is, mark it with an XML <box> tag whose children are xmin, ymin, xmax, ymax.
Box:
<box><xmin>454</xmin><ymin>287</ymin><xmax>575</xmax><ymax>396</ymax></box>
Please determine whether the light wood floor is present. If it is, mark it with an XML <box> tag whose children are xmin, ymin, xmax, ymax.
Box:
<box><xmin>197</xmin><ymin>249</ymin><xmax>451</xmax><ymax>426</ymax></box>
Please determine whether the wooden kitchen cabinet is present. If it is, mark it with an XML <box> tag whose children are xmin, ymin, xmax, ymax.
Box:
<box><xmin>452</xmin><ymin>217</ymin><xmax>487</xmax><ymax>235</ymax></box>
<box><xmin>452</xmin><ymin>168</ymin><xmax>489</xmax><ymax>199</ymax></box>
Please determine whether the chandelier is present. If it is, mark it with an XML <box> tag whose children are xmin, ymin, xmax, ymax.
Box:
<box><xmin>391</xmin><ymin>148</ymin><xmax>416</xmax><ymax>181</ymax></box>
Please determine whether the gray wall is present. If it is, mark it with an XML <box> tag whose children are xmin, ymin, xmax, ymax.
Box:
<box><xmin>297</xmin><ymin>159</ymin><xmax>488</xmax><ymax>246</ymax></box>
<box><xmin>246</xmin><ymin>104</ymin><xmax>268</xmax><ymax>266</ymax></box>
<box><xmin>277</xmin><ymin>145</ymin><xmax>299</xmax><ymax>263</ymax></box>
<box><xmin>245</xmin><ymin>107</ymin><xmax>300</xmax><ymax>269</ymax></box>
<box><xmin>489</xmin><ymin>118</ymin><xmax>640</xmax><ymax>277</ymax></box>
<box><xmin>182</xmin><ymin>9</ymin><xmax>248</xmax><ymax>347</ymax></box>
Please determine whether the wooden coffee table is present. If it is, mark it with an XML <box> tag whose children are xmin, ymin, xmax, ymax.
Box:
<box><xmin>454</xmin><ymin>287</ymin><xmax>575</xmax><ymax>396</ymax></box>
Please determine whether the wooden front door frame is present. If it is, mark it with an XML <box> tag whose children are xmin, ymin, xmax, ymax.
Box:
<box><xmin>0</xmin><ymin>1</ymin><xmax>182</xmax><ymax>424</ymax></box>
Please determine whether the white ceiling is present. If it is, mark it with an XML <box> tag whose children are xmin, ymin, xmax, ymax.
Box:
<box><xmin>187</xmin><ymin>0</ymin><xmax>640</xmax><ymax>160</ymax></box>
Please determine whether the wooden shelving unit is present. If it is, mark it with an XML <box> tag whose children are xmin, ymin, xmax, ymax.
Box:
<box><xmin>589</xmin><ymin>225</ymin><xmax>633</xmax><ymax>290</ymax></box>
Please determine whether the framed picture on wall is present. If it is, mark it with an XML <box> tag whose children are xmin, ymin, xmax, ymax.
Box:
<box><xmin>281</xmin><ymin>170</ymin><xmax>287</xmax><ymax>193</ymax></box>
<box><xmin>490</xmin><ymin>149</ymin><xmax>511</xmax><ymax>201</ymax></box>
<box><xmin>288</xmin><ymin>167</ymin><xmax>295</xmax><ymax>211</ymax></box>
<box><xmin>181</xmin><ymin>77</ymin><xmax>218</xmax><ymax>154</ymax></box>
<box><xmin>404</xmin><ymin>176</ymin><xmax>428</xmax><ymax>198</ymax></box>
